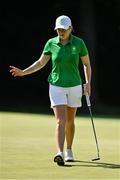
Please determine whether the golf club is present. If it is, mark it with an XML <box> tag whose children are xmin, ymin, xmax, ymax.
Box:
<box><xmin>85</xmin><ymin>93</ymin><xmax>100</xmax><ymax>161</ymax></box>
<box><xmin>83</xmin><ymin>64</ymin><xmax>100</xmax><ymax>161</ymax></box>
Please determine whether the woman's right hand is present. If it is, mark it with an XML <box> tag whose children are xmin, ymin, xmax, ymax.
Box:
<box><xmin>9</xmin><ymin>66</ymin><xmax>24</xmax><ymax>77</ymax></box>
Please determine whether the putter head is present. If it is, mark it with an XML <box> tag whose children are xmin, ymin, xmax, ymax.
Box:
<box><xmin>92</xmin><ymin>157</ymin><xmax>100</xmax><ymax>161</ymax></box>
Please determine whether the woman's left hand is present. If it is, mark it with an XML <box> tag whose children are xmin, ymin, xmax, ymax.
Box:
<box><xmin>83</xmin><ymin>83</ymin><xmax>91</xmax><ymax>96</ymax></box>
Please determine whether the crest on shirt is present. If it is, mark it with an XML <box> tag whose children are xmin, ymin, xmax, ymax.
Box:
<box><xmin>71</xmin><ymin>46</ymin><xmax>76</xmax><ymax>54</ymax></box>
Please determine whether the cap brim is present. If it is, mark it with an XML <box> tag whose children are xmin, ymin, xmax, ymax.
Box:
<box><xmin>54</xmin><ymin>25</ymin><xmax>69</xmax><ymax>30</ymax></box>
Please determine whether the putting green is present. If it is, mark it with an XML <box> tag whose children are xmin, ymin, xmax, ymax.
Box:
<box><xmin>0</xmin><ymin>112</ymin><xmax>120</xmax><ymax>179</ymax></box>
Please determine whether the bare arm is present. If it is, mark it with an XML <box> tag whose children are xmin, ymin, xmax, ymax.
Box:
<box><xmin>10</xmin><ymin>54</ymin><xmax>51</xmax><ymax>77</ymax></box>
<box><xmin>81</xmin><ymin>54</ymin><xmax>92</xmax><ymax>95</ymax></box>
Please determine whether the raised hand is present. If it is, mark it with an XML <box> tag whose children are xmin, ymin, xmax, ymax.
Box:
<box><xmin>9</xmin><ymin>65</ymin><xmax>24</xmax><ymax>77</ymax></box>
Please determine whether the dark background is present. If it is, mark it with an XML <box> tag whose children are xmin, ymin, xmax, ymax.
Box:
<box><xmin>1</xmin><ymin>0</ymin><xmax>120</xmax><ymax>115</ymax></box>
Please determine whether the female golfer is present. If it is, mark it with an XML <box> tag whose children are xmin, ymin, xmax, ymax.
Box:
<box><xmin>10</xmin><ymin>15</ymin><xmax>92</xmax><ymax>166</ymax></box>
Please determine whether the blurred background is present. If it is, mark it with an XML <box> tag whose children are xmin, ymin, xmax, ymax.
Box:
<box><xmin>1</xmin><ymin>0</ymin><xmax>120</xmax><ymax>116</ymax></box>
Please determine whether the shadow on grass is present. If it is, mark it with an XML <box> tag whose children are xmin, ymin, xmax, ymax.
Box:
<box><xmin>64</xmin><ymin>160</ymin><xmax>120</xmax><ymax>169</ymax></box>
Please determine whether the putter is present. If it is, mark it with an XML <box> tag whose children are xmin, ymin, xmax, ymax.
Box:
<box><xmin>85</xmin><ymin>94</ymin><xmax>100</xmax><ymax>161</ymax></box>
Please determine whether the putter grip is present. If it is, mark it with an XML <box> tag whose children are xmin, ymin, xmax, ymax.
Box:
<box><xmin>85</xmin><ymin>94</ymin><xmax>91</xmax><ymax>107</ymax></box>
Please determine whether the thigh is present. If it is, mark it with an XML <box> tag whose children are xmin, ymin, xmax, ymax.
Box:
<box><xmin>67</xmin><ymin>106</ymin><xmax>77</xmax><ymax>123</ymax></box>
<box><xmin>53</xmin><ymin>105</ymin><xmax>68</xmax><ymax>122</ymax></box>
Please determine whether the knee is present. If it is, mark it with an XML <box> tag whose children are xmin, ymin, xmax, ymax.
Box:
<box><xmin>56</xmin><ymin>118</ymin><xmax>66</xmax><ymax>127</ymax></box>
<box><xmin>66</xmin><ymin>119</ymin><xmax>74</xmax><ymax>126</ymax></box>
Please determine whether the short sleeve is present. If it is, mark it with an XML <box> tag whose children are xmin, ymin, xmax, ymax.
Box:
<box><xmin>79</xmin><ymin>39</ymin><xmax>88</xmax><ymax>57</ymax></box>
<box><xmin>42</xmin><ymin>40</ymin><xmax>51</xmax><ymax>55</ymax></box>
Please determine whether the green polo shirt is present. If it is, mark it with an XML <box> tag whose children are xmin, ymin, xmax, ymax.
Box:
<box><xmin>43</xmin><ymin>34</ymin><xmax>88</xmax><ymax>87</ymax></box>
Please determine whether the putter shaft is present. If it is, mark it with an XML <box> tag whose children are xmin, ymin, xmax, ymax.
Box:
<box><xmin>85</xmin><ymin>95</ymin><xmax>100</xmax><ymax>160</ymax></box>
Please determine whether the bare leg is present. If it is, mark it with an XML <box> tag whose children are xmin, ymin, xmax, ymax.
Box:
<box><xmin>53</xmin><ymin>105</ymin><xmax>67</xmax><ymax>152</ymax></box>
<box><xmin>65</xmin><ymin>106</ymin><xmax>77</xmax><ymax>149</ymax></box>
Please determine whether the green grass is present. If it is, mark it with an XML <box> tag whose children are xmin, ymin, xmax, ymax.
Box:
<box><xmin>0</xmin><ymin>112</ymin><xmax>120</xmax><ymax>179</ymax></box>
